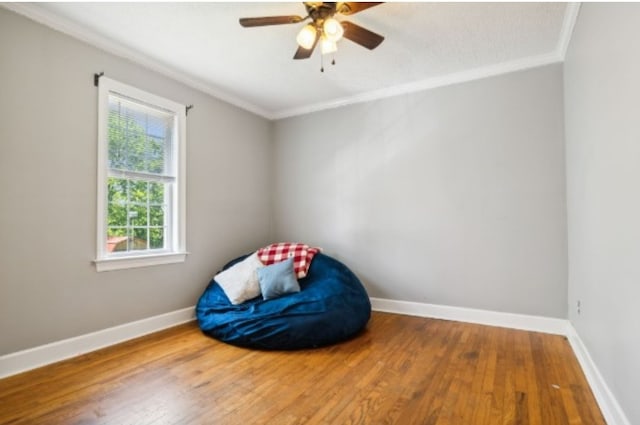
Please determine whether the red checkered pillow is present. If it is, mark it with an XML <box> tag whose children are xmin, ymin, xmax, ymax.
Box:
<box><xmin>257</xmin><ymin>242</ymin><xmax>320</xmax><ymax>278</ymax></box>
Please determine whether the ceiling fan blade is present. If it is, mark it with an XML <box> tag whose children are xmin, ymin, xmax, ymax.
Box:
<box><xmin>341</xmin><ymin>21</ymin><xmax>384</xmax><ymax>50</ymax></box>
<box><xmin>338</xmin><ymin>2</ymin><xmax>384</xmax><ymax>15</ymax></box>
<box><xmin>293</xmin><ymin>32</ymin><xmax>320</xmax><ymax>60</ymax></box>
<box><xmin>239</xmin><ymin>15</ymin><xmax>304</xmax><ymax>27</ymax></box>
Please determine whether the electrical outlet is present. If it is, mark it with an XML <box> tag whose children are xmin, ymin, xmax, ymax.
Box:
<box><xmin>576</xmin><ymin>300</ymin><xmax>581</xmax><ymax>315</ymax></box>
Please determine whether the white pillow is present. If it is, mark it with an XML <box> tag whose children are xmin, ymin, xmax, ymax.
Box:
<box><xmin>214</xmin><ymin>253</ymin><xmax>263</xmax><ymax>304</ymax></box>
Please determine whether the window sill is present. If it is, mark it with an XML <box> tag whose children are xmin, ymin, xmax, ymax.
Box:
<box><xmin>94</xmin><ymin>252</ymin><xmax>188</xmax><ymax>272</ymax></box>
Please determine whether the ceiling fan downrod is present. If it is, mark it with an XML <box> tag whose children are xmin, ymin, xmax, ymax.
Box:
<box><xmin>238</xmin><ymin>2</ymin><xmax>385</xmax><ymax>63</ymax></box>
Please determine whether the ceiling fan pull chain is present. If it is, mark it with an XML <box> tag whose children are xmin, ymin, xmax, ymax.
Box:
<box><xmin>320</xmin><ymin>53</ymin><xmax>324</xmax><ymax>72</ymax></box>
<box><xmin>239</xmin><ymin>3</ymin><xmax>384</xmax><ymax>63</ymax></box>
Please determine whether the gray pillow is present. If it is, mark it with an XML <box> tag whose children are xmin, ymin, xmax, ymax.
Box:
<box><xmin>258</xmin><ymin>257</ymin><xmax>300</xmax><ymax>300</ymax></box>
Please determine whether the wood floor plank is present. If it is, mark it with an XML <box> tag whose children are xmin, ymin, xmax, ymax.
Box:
<box><xmin>0</xmin><ymin>313</ymin><xmax>606</xmax><ymax>425</ymax></box>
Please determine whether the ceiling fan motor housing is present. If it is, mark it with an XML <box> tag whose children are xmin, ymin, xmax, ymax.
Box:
<box><xmin>306</xmin><ymin>2</ymin><xmax>338</xmax><ymax>28</ymax></box>
<box><xmin>239</xmin><ymin>2</ymin><xmax>385</xmax><ymax>60</ymax></box>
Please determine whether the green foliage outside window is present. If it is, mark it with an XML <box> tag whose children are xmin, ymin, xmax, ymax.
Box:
<box><xmin>106</xmin><ymin>105</ymin><xmax>169</xmax><ymax>252</ymax></box>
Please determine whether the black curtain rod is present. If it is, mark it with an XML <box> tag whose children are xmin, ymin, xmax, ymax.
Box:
<box><xmin>94</xmin><ymin>71</ymin><xmax>194</xmax><ymax>116</ymax></box>
<box><xmin>94</xmin><ymin>72</ymin><xmax>104</xmax><ymax>87</ymax></box>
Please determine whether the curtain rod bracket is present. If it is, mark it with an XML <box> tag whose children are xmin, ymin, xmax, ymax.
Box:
<box><xmin>186</xmin><ymin>104</ymin><xmax>194</xmax><ymax>115</ymax></box>
<box><xmin>94</xmin><ymin>72</ymin><xmax>104</xmax><ymax>87</ymax></box>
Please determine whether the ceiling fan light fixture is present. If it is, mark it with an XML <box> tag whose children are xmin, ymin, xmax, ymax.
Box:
<box><xmin>322</xmin><ymin>17</ymin><xmax>344</xmax><ymax>42</ymax></box>
<box><xmin>320</xmin><ymin>37</ymin><xmax>337</xmax><ymax>54</ymax></box>
<box><xmin>296</xmin><ymin>24</ymin><xmax>317</xmax><ymax>49</ymax></box>
<box><xmin>239</xmin><ymin>2</ymin><xmax>385</xmax><ymax>62</ymax></box>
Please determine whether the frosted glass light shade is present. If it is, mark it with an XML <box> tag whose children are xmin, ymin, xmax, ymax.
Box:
<box><xmin>323</xmin><ymin>18</ymin><xmax>344</xmax><ymax>42</ymax></box>
<box><xmin>296</xmin><ymin>24</ymin><xmax>317</xmax><ymax>49</ymax></box>
<box><xmin>321</xmin><ymin>38</ymin><xmax>337</xmax><ymax>54</ymax></box>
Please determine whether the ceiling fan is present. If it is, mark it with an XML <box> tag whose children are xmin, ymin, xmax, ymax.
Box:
<box><xmin>239</xmin><ymin>2</ymin><xmax>384</xmax><ymax>65</ymax></box>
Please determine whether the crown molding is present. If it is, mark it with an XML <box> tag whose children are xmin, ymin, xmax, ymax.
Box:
<box><xmin>274</xmin><ymin>2</ymin><xmax>581</xmax><ymax>119</ymax></box>
<box><xmin>556</xmin><ymin>2</ymin><xmax>581</xmax><ymax>60</ymax></box>
<box><xmin>1</xmin><ymin>2</ymin><xmax>275</xmax><ymax>120</ymax></box>
<box><xmin>3</xmin><ymin>2</ymin><xmax>579</xmax><ymax>122</ymax></box>
<box><xmin>273</xmin><ymin>51</ymin><xmax>562</xmax><ymax>119</ymax></box>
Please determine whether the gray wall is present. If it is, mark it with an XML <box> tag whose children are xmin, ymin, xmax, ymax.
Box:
<box><xmin>564</xmin><ymin>4</ymin><xmax>640</xmax><ymax>424</ymax></box>
<box><xmin>273</xmin><ymin>64</ymin><xmax>568</xmax><ymax>318</ymax></box>
<box><xmin>3</xmin><ymin>4</ymin><xmax>636</xmax><ymax>421</ymax></box>
<box><xmin>0</xmin><ymin>8</ymin><xmax>273</xmax><ymax>355</ymax></box>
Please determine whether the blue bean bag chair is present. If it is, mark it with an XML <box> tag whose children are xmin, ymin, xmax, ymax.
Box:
<box><xmin>196</xmin><ymin>253</ymin><xmax>371</xmax><ymax>350</ymax></box>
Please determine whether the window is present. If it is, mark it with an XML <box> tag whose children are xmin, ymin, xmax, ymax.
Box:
<box><xmin>95</xmin><ymin>77</ymin><xmax>186</xmax><ymax>271</ymax></box>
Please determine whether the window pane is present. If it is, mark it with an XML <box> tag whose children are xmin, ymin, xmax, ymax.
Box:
<box><xmin>108</xmin><ymin>113</ymin><xmax>127</xmax><ymax>169</ymax></box>
<box><xmin>108</xmin><ymin>96</ymin><xmax>173</xmax><ymax>176</ymax></box>
<box><xmin>106</xmin><ymin>228</ymin><xmax>128</xmax><ymax>252</ymax></box>
<box><xmin>150</xmin><ymin>228</ymin><xmax>164</xmax><ymax>249</ymax></box>
<box><xmin>107</xmin><ymin>178</ymin><xmax>127</xmax><ymax>203</ymax></box>
<box><xmin>149</xmin><ymin>182</ymin><xmax>164</xmax><ymax>205</ymax></box>
<box><xmin>129</xmin><ymin>180</ymin><xmax>148</xmax><ymax>203</ymax></box>
<box><xmin>147</xmin><ymin>137</ymin><xmax>165</xmax><ymax>174</ymax></box>
<box><xmin>105</xmin><ymin>177</ymin><xmax>167</xmax><ymax>253</ymax></box>
<box><xmin>130</xmin><ymin>204</ymin><xmax>148</xmax><ymax>226</ymax></box>
<box><xmin>147</xmin><ymin>114</ymin><xmax>170</xmax><ymax>138</ymax></box>
<box><xmin>150</xmin><ymin>206</ymin><xmax>164</xmax><ymax>226</ymax></box>
<box><xmin>132</xmin><ymin>228</ymin><xmax>148</xmax><ymax>251</ymax></box>
<box><xmin>107</xmin><ymin>227</ymin><xmax>127</xmax><ymax>238</ymax></box>
<box><xmin>108</xmin><ymin>203</ymin><xmax>127</xmax><ymax>228</ymax></box>
<box><xmin>126</xmin><ymin>128</ymin><xmax>146</xmax><ymax>173</ymax></box>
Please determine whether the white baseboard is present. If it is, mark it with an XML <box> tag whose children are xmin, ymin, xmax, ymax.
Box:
<box><xmin>370</xmin><ymin>297</ymin><xmax>630</xmax><ymax>425</ymax></box>
<box><xmin>0</xmin><ymin>306</ymin><xmax>196</xmax><ymax>379</ymax></box>
<box><xmin>370</xmin><ymin>297</ymin><xmax>569</xmax><ymax>335</ymax></box>
<box><xmin>566</xmin><ymin>324</ymin><xmax>631</xmax><ymax>425</ymax></box>
<box><xmin>0</xmin><ymin>299</ymin><xmax>631</xmax><ymax>425</ymax></box>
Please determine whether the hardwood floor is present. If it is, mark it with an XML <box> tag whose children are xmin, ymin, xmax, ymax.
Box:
<box><xmin>0</xmin><ymin>312</ymin><xmax>605</xmax><ymax>425</ymax></box>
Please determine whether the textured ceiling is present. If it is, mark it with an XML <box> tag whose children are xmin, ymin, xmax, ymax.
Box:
<box><xmin>6</xmin><ymin>2</ymin><xmax>576</xmax><ymax>119</ymax></box>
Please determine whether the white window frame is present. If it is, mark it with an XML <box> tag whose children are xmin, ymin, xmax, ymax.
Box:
<box><xmin>94</xmin><ymin>77</ymin><xmax>187</xmax><ymax>272</ymax></box>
